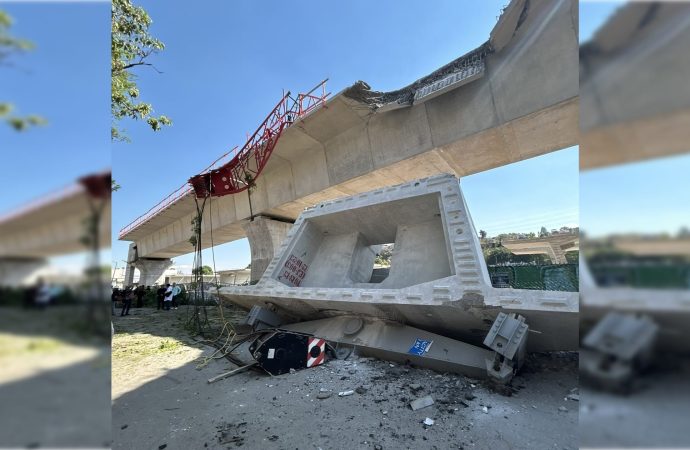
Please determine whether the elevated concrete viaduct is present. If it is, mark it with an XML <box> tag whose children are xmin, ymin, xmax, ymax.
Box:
<box><xmin>501</xmin><ymin>234</ymin><xmax>579</xmax><ymax>264</ymax></box>
<box><xmin>0</xmin><ymin>176</ymin><xmax>111</xmax><ymax>286</ymax></box>
<box><xmin>119</xmin><ymin>0</ymin><xmax>578</xmax><ymax>280</ymax></box>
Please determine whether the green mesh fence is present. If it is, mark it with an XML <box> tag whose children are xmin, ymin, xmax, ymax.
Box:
<box><xmin>487</xmin><ymin>264</ymin><xmax>579</xmax><ymax>292</ymax></box>
<box><xmin>588</xmin><ymin>263</ymin><xmax>690</xmax><ymax>289</ymax></box>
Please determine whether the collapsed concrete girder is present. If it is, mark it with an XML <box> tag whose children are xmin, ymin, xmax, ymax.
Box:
<box><xmin>220</xmin><ymin>174</ymin><xmax>578</xmax><ymax>352</ymax></box>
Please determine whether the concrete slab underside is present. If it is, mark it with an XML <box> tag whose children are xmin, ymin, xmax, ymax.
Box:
<box><xmin>0</xmin><ymin>189</ymin><xmax>111</xmax><ymax>259</ymax></box>
<box><xmin>220</xmin><ymin>174</ymin><xmax>578</xmax><ymax>352</ymax></box>
<box><xmin>580</xmin><ymin>3</ymin><xmax>690</xmax><ymax>169</ymax></box>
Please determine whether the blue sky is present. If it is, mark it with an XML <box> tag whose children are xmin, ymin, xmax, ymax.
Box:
<box><xmin>0</xmin><ymin>2</ymin><xmax>110</xmax><ymax>272</ymax></box>
<box><xmin>0</xmin><ymin>1</ymin><xmax>110</xmax><ymax>208</ymax></box>
<box><xmin>111</xmin><ymin>0</ymin><xmax>583</xmax><ymax>272</ymax></box>
<box><xmin>579</xmin><ymin>1</ymin><xmax>623</xmax><ymax>43</ymax></box>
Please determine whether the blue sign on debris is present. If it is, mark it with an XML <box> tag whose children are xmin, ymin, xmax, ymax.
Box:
<box><xmin>408</xmin><ymin>338</ymin><xmax>433</xmax><ymax>356</ymax></box>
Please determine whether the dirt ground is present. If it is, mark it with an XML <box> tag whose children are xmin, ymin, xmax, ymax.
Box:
<box><xmin>0</xmin><ymin>306</ymin><xmax>111</xmax><ymax>448</ymax></box>
<box><xmin>112</xmin><ymin>306</ymin><xmax>578</xmax><ymax>450</ymax></box>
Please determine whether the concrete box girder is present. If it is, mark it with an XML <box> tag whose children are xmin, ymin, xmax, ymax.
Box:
<box><xmin>220</xmin><ymin>174</ymin><xmax>578</xmax><ymax>352</ymax></box>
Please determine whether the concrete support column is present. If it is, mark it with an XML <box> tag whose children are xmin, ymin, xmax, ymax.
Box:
<box><xmin>546</xmin><ymin>244</ymin><xmax>568</xmax><ymax>265</ymax></box>
<box><xmin>133</xmin><ymin>258</ymin><xmax>172</xmax><ymax>287</ymax></box>
<box><xmin>0</xmin><ymin>257</ymin><xmax>47</xmax><ymax>287</ymax></box>
<box><xmin>123</xmin><ymin>264</ymin><xmax>135</xmax><ymax>286</ymax></box>
<box><xmin>242</xmin><ymin>216</ymin><xmax>293</xmax><ymax>283</ymax></box>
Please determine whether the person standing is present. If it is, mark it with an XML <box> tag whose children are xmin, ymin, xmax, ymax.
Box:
<box><xmin>111</xmin><ymin>288</ymin><xmax>120</xmax><ymax>315</ymax></box>
<box><xmin>156</xmin><ymin>285</ymin><xmax>166</xmax><ymax>310</ymax></box>
<box><xmin>171</xmin><ymin>282</ymin><xmax>180</xmax><ymax>309</ymax></box>
<box><xmin>121</xmin><ymin>287</ymin><xmax>133</xmax><ymax>316</ymax></box>
<box><xmin>163</xmin><ymin>283</ymin><xmax>173</xmax><ymax>311</ymax></box>
<box><xmin>135</xmin><ymin>285</ymin><xmax>145</xmax><ymax>308</ymax></box>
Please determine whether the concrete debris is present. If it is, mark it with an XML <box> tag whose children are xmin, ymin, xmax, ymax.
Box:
<box><xmin>338</xmin><ymin>390</ymin><xmax>355</xmax><ymax>397</ymax></box>
<box><xmin>482</xmin><ymin>406</ymin><xmax>489</xmax><ymax>414</ymax></box>
<box><xmin>423</xmin><ymin>418</ymin><xmax>435</xmax><ymax>427</ymax></box>
<box><xmin>342</xmin><ymin>43</ymin><xmax>490</xmax><ymax>107</ymax></box>
<box><xmin>410</xmin><ymin>396</ymin><xmax>434</xmax><ymax>411</ymax></box>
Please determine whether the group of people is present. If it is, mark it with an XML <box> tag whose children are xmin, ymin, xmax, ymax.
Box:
<box><xmin>156</xmin><ymin>283</ymin><xmax>180</xmax><ymax>311</ymax></box>
<box><xmin>111</xmin><ymin>283</ymin><xmax>182</xmax><ymax>316</ymax></box>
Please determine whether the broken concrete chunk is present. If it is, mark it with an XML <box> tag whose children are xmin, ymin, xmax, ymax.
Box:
<box><xmin>423</xmin><ymin>418</ymin><xmax>434</xmax><ymax>426</ymax></box>
<box><xmin>410</xmin><ymin>395</ymin><xmax>434</xmax><ymax>411</ymax></box>
<box><xmin>338</xmin><ymin>390</ymin><xmax>355</xmax><ymax>397</ymax></box>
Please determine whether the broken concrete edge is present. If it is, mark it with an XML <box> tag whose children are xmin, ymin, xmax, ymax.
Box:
<box><xmin>340</xmin><ymin>0</ymin><xmax>536</xmax><ymax>108</ymax></box>
<box><xmin>341</xmin><ymin>42</ymin><xmax>491</xmax><ymax>108</ymax></box>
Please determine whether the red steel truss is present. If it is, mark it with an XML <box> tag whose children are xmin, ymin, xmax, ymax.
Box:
<box><xmin>118</xmin><ymin>80</ymin><xmax>330</xmax><ymax>239</ymax></box>
<box><xmin>189</xmin><ymin>79</ymin><xmax>330</xmax><ymax>198</ymax></box>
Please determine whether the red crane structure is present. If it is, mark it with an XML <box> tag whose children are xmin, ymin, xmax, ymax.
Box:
<box><xmin>189</xmin><ymin>80</ymin><xmax>330</xmax><ymax>198</ymax></box>
<box><xmin>118</xmin><ymin>79</ymin><xmax>330</xmax><ymax>239</ymax></box>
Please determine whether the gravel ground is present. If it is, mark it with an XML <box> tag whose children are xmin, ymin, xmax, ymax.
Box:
<box><xmin>112</xmin><ymin>307</ymin><xmax>578</xmax><ymax>450</ymax></box>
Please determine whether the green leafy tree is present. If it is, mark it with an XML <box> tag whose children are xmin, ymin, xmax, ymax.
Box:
<box><xmin>112</xmin><ymin>0</ymin><xmax>171</xmax><ymax>141</ymax></box>
<box><xmin>0</xmin><ymin>9</ymin><xmax>46</xmax><ymax>131</ymax></box>
<box><xmin>483</xmin><ymin>245</ymin><xmax>512</xmax><ymax>265</ymax></box>
<box><xmin>374</xmin><ymin>244</ymin><xmax>394</xmax><ymax>266</ymax></box>
<box><xmin>192</xmin><ymin>265</ymin><xmax>213</xmax><ymax>275</ymax></box>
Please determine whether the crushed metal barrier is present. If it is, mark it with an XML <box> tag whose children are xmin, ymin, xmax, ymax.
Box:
<box><xmin>580</xmin><ymin>311</ymin><xmax>658</xmax><ymax>392</ymax></box>
<box><xmin>245</xmin><ymin>307</ymin><xmax>528</xmax><ymax>384</ymax></box>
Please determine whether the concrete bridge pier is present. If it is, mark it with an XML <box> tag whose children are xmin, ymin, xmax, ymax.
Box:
<box><xmin>242</xmin><ymin>216</ymin><xmax>293</xmax><ymax>284</ymax></box>
<box><xmin>133</xmin><ymin>258</ymin><xmax>172</xmax><ymax>287</ymax></box>
<box><xmin>0</xmin><ymin>257</ymin><xmax>47</xmax><ymax>287</ymax></box>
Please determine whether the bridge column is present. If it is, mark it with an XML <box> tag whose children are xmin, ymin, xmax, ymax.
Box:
<box><xmin>546</xmin><ymin>244</ymin><xmax>568</xmax><ymax>265</ymax></box>
<box><xmin>133</xmin><ymin>258</ymin><xmax>172</xmax><ymax>287</ymax></box>
<box><xmin>123</xmin><ymin>264</ymin><xmax>136</xmax><ymax>286</ymax></box>
<box><xmin>0</xmin><ymin>257</ymin><xmax>47</xmax><ymax>287</ymax></box>
<box><xmin>242</xmin><ymin>216</ymin><xmax>293</xmax><ymax>284</ymax></box>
